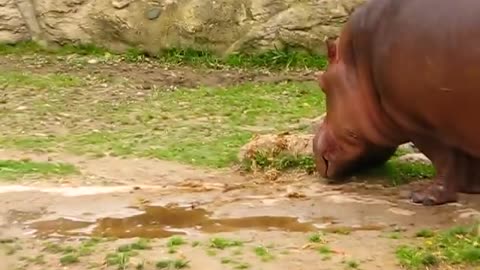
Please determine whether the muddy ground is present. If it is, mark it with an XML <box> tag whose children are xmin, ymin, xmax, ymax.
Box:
<box><xmin>0</xmin><ymin>54</ymin><xmax>479</xmax><ymax>270</ymax></box>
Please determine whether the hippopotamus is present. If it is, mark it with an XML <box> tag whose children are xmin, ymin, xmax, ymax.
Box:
<box><xmin>312</xmin><ymin>0</ymin><xmax>480</xmax><ymax>206</ymax></box>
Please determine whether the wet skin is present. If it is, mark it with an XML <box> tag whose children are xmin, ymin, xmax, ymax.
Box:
<box><xmin>312</xmin><ymin>0</ymin><xmax>480</xmax><ymax>206</ymax></box>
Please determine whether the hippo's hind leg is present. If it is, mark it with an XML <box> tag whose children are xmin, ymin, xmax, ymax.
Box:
<box><xmin>409</xmin><ymin>137</ymin><xmax>469</xmax><ymax>206</ymax></box>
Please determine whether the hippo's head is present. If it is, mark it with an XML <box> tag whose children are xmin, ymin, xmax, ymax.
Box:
<box><xmin>313</xmin><ymin>37</ymin><xmax>396</xmax><ymax>180</ymax></box>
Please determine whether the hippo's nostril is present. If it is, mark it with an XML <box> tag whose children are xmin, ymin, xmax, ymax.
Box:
<box><xmin>322</xmin><ymin>155</ymin><xmax>329</xmax><ymax>177</ymax></box>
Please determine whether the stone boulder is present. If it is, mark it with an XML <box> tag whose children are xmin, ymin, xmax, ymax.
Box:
<box><xmin>0</xmin><ymin>0</ymin><xmax>365</xmax><ymax>55</ymax></box>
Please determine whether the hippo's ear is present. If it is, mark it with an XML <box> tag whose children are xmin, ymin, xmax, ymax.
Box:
<box><xmin>325</xmin><ymin>37</ymin><xmax>338</xmax><ymax>63</ymax></box>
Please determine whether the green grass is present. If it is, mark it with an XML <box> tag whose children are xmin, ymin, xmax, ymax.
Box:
<box><xmin>209</xmin><ymin>237</ymin><xmax>243</xmax><ymax>250</ymax></box>
<box><xmin>0</xmin><ymin>81</ymin><xmax>325</xmax><ymax>168</ymax></box>
<box><xmin>0</xmin><ymin>41</ymin><xmax>328</xmax><ymax>70</ymax></box>
<box><xmin>0</xmin><ymin>47</ymin><xmax>434</xmax><ymax>186</ymax></box>
<box><xmin>317</xmin><ymin>245</ymin><xmax>333</xmax><ymax>255</ymax></box>
<box><xmin>0</xmin><ymin>71</ymin><xmax>83</xmax><ymax>89</ymax></box>
<box><xmin>117</xmin><ymin>238</ymin><xmax>151</xmax><ymax>252</ymax></box>
<box><xmin>363</xmin><ymin>160</ymin><xmax>434</xmax><ymax>186</ymax></box>
<box><xmin>0</xmin><ymin>159</ymin><xmax>78</xmax><ymax>180</ymax></box>
<box><xmin>42</xmin><ymin>238</ymin><xmax>103</xmax><ymax>266</ymax></box>
<box><xmin>105</xmin><ymin>239</ymin><xmax>151</xmax><ymax>268</ymax></box>
<box><xmin>166</xmin><ymin>236</ymin><xmax>186</xmax><ymax>254</ymax></box>
<box><xmin>241</xmin><ymin>151</ymin><xmax>434</xmax><ymax>186</ymax></box>
<box><xmin>253</xmin><ymin>245</ymin><xmax>275</xmax><ymax>262</ymax></box>
<box><xmin>308</xmin><ymin>232</ymin><xmax>325</xmax><ymax>243</ymax></box>
<box><xmin>156</xmin><ymin>259</ymin><xmax>190</xmax><ymax>269</ymax></box>
<box><xmin>415</xmin><ymin>229</ymin><xmax>435</xmax><ymax>238</ymax></box>
<box><xmin>343</xmin><ymin>259</ymin><xmax>360</xmax><ymax>269</ymax></box>
<box><xmin>242</xmin><ymin>152</ymin><xmax>316</xmax><ymax>174</ymax></box>
<box><xmin>396</xmin><ymin>224</ymin><xmax>480</xmax><ymax>269</ymax></box>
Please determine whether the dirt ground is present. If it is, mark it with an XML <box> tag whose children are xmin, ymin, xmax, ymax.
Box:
<box><xmin>1</xmin><ymin>54</ymin><xmax>480</xmax><ymax>270</ymax></box>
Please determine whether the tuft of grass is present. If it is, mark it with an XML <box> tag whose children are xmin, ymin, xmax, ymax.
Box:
<box><xmin>396</xmin><ymin>224</ymin><xmax>480</xmax><ymax>269</ymax></box>
<box><xmin>167</xmin><ymin>236</ymin><xmax>186</xmax><ymax>247</ymax></box>
<box><xmin>308</xmin><ymin>232</ymin><xmax>325</xmax><ymax>243</ymax></box>
<box><xmin>117</xmin><ymin>238</ymin><xmax>152</xmax><ymax>252</ymax></box>
<box><xmin>318</xmin><ymin>245</ymin><xmax>333</xmax><ymax>255</ymax></box>
<box><xmin>155</xmin><ymin>259</ymin><xmax>190</xmax><ymax>269</ymax></box>
<box><xmin>106</xmin><ymin>239</ymin><xmax>151</xmax><ymax>268</ymax></box>
<box><xmin>415</xmin><ymin>229</ymin><xmax>435</xmax><ymax>238</ymax></box>
<box><xmin>166</xmin><ymin>236</ymin><xmax>185</xmax><ymax>254</ymax></box>
<box><xmin>59</xmin><ymin>254</ymin><xmax>79</xmax><ymax>265</ymax></box>
<box><xmin>242</xmin><ymin>152</ymin><xmax>316</xmax><ymax>174</ymax></box>
<box><xmin>0</xmin><ymin>159</ymin><xmax>78</xmax><ymax>181</ymax></box>
<box><xmin>106</xmin><ymin>251</ymin><xmax>132</xmax><ymax>269</ymax></box>
<box><xmin>234</xmin><ymin>262</ymin><xmax>251</xmax><ymax>269</ymax></box>
<box><xmin>253</xmin><ymin>245</ymin><xmax>275</xmax><ymax>262</ymax></box>
<box><xmin>44</xmin><ymin>238</ymin><xmax>104</xmax><ymax>266</ymax></box>
<box><xmin>0</xmin><ymin>71</ymin><xmax>83</xmax><ymax>89</ymax></box>
<box><xmin>343</xmin><ymin>259</ymin><xmax>360</xmax><ymax>269</ymax></box>
<box><xmin>209</xmin><ymin>237</ymin><xmax>243</xmax><ymax>250</ymax></box>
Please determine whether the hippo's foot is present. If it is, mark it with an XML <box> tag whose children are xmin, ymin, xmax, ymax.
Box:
<box><xmin>410</xmin><ymin>183</ymin><xmax>458</xmax><ymax>206</ymax></box>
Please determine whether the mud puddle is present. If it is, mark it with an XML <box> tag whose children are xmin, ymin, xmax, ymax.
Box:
<box><xmin>2</xmin><ymin>185</ymin><xmax>480</xmax><ymax>242</ymax></box>
<box><xmin>22</xmin><ymin>205</ymin><xmax>325</xmax><ymax>239</ymax></box>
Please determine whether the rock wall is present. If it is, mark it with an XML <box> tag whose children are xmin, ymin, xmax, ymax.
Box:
<box><xmin>0</xmin><ymin>0</ymin><xmax>365</xmax><ymax>56</ymax></box>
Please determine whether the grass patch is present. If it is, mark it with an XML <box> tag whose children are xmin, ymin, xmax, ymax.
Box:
<box><xmin>308</xmin><ymin>232</ymin><xmax>325</xmax><ymax>243</ymax></box>
<box><xmin>0</xmin><ymin>71</ymin><xmax>83</xmax><ymax>89</ymax></box>
<box><xmin>43</xmin><ymin>238</ymin><xmax>103</xmax><ymax>266</ymax></box>
<box><xmin>0</xmin><ymin>159</ymin><xmax>78</xmax><ymax>180</ymax></box>
<box><xmin>117</xmin><ymin>238</ymin><xmax>151</xmax><ymax>252</ymax></box>
<box><xmin>415</xmin><ymin>229</ymin><xmax>435</xmax><ymax>238</ymax></box>
<box><xmin>0</xmin><ymin>81</ymin><xmax>325</xmax><ymax>168</ymax></box>
<box><xmin>209</xmin><ymin>237</ymin><xmax>243</xmax><ymax>250</ymax></box>
<box><xmin>318</xmin><ymin>245</ymin><xmax>333</xmax><ymax>255</ymax></box>
<box><xmin>343</xmin><ymin>259</ymin><xmax>360</xmax><ymax>269</ymax></box>
<box><xmin>105</xmin><ymin>239</ymin><xmax>151</xmax><ymax>268</ymax></box>
<box><xmin>363</xmin><ymin>159</ymin><xmax>434</xmax><ymax>186</ymax></box>
<box><xmin>253</xmin><ymin>245</ymin><xmax>275</xmax><ymax>262</ymax></box>
<box><xmin>396</xmin><ymin>224</ymin><xmax>480</xmax><ymax>269</ymax></box>
<box><xmin>242</xmin><ymin>152</ymin><xmax>316</xmax><ymax>174</ymax></box>
<box><xmin>0</xmin><ymin>41</ymin><xmax>327</xmax><ymax>70</ymax></box>
<box><xmin>166</xmin><ymin>236</ymin><xmax>186</xmax><ymax>254</ymax></box>
<box><xmin>155</xmin><ymin>259</ymin><xmax>190</xmax><ymax>269</ymax></box>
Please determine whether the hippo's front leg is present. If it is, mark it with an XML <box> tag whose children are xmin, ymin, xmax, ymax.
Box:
<box><xmin>409</xmin><ymin>138</ymin><xmax>468</xmax><ymax>205</ymax></box>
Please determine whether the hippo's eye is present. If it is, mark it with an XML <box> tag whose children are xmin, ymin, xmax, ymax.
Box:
<box><xmin>345</xmin><ymin>129</ymin><xmax>359</xmax><ymax>141</ymax></box>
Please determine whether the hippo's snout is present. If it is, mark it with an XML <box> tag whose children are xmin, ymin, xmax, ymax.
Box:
<box><xmin>312</xmin><ymin>124</ymin><xmax>331</xmax><ymax>178</ymax></box>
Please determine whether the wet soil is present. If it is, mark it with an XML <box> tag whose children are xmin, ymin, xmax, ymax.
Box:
<box><xmin>1</xmin><ymin>55</ymin><xmax>479</xmax><ymax>270</ymax></box>
<box><xmin>1</xmin><ymin>148</ymin><xmax>480</xmax><ymax>270</ymax></box>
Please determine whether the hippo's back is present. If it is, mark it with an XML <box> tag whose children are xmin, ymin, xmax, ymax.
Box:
<box><xmin>352</xmin><ymin>0</ymin><xmax>480</xmax><ymax>157</ymax></box>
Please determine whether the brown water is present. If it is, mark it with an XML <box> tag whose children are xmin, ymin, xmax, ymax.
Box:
<box><xmin>24</xmin><ymin>205</ymin><xmax>325</xmax><ymax>239</ymax></box>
